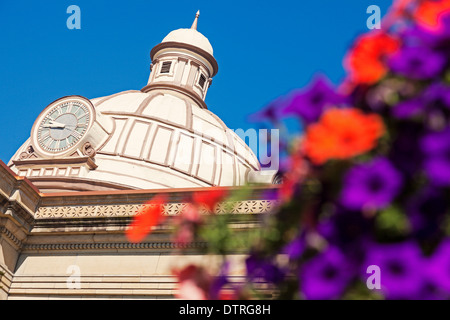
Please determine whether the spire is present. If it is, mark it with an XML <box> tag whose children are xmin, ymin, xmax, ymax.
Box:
<box><xmin>191</xmin><ymin>10</ymin><xmax>200</xmax><ymax>30</ymax></box>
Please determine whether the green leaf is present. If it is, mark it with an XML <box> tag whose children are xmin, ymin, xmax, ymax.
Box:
<box><xmin>375</xmin><ymin>205</ymin><xmax>411</xmax><ymax>239</ymax></box>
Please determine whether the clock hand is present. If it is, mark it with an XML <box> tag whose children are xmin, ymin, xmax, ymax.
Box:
<box><xmin>42</xmin><ymin>124</ymin><xmax>65</xmax><ymax>129</ymax></box>
<box><xmin>42</xmin><ymin>122</ymin><xmax>66</xmax><ymax>129</ymax></box>
<box><xmin>49</xmin><ymin>120</ymin><xmax>66</xmax><ymax>127</ymax></box>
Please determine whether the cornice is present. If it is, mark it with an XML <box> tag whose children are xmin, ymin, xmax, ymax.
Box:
<box><xmin>0</xmin><ymin>159</ymin><xmax>280</xmax><ymax>238</ymax></box>
<box><xmin>22</xmin><ymin>241</ymin><xmax>207</xmax><ymax>252</ymax></box>
<box><xmin>0</xmin><ymin>161</ymin><xmax>41</xmax><ymax>197</ymax></box>
<box><xmin>0</xmin><ymin>226</ymin><xmax>23</xmax><ymax>250</ymax></box>
<box><xmin>0</xmin><ymin>162</ymin><xmax>41</xmax><ymax>228</ymax></box>
<box><xmin>12</xmin><ymin>156</ymin><xmax>98</xmax><ymax>170</ymax></box>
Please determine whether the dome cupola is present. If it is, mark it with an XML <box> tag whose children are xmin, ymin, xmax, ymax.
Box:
<box><xmin>142</xmin><ymin>11</ymin><xmax>218</xmax><ymax>109</ymax></box>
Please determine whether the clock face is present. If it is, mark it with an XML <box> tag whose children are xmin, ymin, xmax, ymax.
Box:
<box><xmin>35</xmin><ymin>100</ymin><xmax>91</xmax><ymax>153</ymax></box>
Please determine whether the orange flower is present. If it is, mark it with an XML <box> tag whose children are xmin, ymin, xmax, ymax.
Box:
<box><xmin>344</xmin><ymin>31</ymin><xmax>400</xmax><ymax>85</ymax></box>
<box><xmin>192</xmin><ymin>189</ymin><xmax>228</xmax><ymax>212</ymax></box>
<box><xmin>415</xmin><ymin>0</ymin><xmax>450</xmax><ymax>31</ymax></box>
<box><xmin>303</xmin><ymin>108</ymin><xmax>385</xmax><ymax>165</ymax></box>
<box><xmin>280</xmin><ymin>139</ymin><xmax>308</xmax><ymax>202</ymax></box>
<box><xmin>126</xmin><ymin>194</ymin><xmax>168</xmax><ymax>243</ymax></box>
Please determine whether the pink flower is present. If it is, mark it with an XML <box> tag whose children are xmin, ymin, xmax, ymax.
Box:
<box><xmin>174</xmin><ymin>265</ymin><xmax>211</xmax><ymax>300</ymax></box>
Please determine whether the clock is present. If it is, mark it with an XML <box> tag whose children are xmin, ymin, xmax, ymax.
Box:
<box><xmin>31</xmin><ymin>96</ymin><xmax>94</xmax><ymax>156</ymax></box>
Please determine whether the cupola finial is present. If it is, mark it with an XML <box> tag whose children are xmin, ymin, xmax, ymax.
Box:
<box><xmin>191</xmin><ymin>10</ymin><xmax>200</xmax><ymax>30</ymax></box>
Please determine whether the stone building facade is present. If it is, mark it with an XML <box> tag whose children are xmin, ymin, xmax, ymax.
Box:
<box><xmin>0</xmin><ymin>13</ymin><xmax>277</xmax><ymax>299</ymax></box>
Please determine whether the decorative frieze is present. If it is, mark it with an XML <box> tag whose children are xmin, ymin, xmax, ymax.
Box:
<box><xmin>35</xmin><ymin>200</ymin><xmax>278</xmax><ymax>219</ymax></box>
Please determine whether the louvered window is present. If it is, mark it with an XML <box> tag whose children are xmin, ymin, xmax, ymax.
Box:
<box><xmin>198</xmin><ymin>74</ymin><xmax>207</xmax><ymax>88</ymax></box>
<box><xmin>160</xmin><ymin>61</ymin><xmax>172</xmax><ymax>74</ymax></box>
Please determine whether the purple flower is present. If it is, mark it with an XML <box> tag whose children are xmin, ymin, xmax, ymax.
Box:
<box><xmin>389</xmin><ymin>46</ymin><xmax>445</xmax><ymax>80</ymax></box>
<box><xmin>390</xmin><ymin>122</ymin><xmax>424</xmax><ymax>175</ymax></box>
<box><xmin>210</xmin><ymin>262</ymin><xmax>230</xmax><ymax>300</ymax></box>
<box><xmin>406</xmin><ymin>187</ymin><xmax>446</xmax><ymax>239</ymax></box>
<box><xmin>425</xmin><ymin>239</ymin><xmax>450</xmax><ymax>297</ymax></box>
<box><xmin>281</xmin><ymin>75</ymin><xmax>347</xmax><ymax>124</ymax></box>
<box><xmin>300</xmin><ymin>246</ymin><xmax>354</xmax><ymax>300</ymax></box>
<box><xmin>363</xmin><ymin>241</ymin><xmax>425</xmax><ymax>299</ymax></box>
<box><xmin>392</xmin><ymin>83</ymin><xmax>450</xmax><ymax>119</ymax></box>
<box><xmin>339</xmin><ymin>157</ymin><xmax>403</xmax><ymax>211</ymax></box>
<box><xmin>365</xmin><ymin>79</ymin><xmax>416</xmax><ymax>112</ymax></box>
<box><xmin>315</xmin><ymin>215</ymin><xmax>370</xmax><ymax>271</ymax></box>
<box><xmin>317</xmin><ymin>210</ymin><xmax>373</xmax><ymax>254</ymax></box>
<box><xmin>282</xmin><ymin>233</ymin><xmax>305</xmax><ymax>260</ymax></box>
<box><xmin>245</xmin><ymin>255</ymin><xmax>285</xmax><ymax>284</ymax></box>
<box><xmin>400</xmin><ymin>25</ymin><xmax>441</xmax><ymax>48</ymax></box>
<box><xmin>413</xmin><ymin>13</ymin><xmax>450</xmax><ymax>55</ymax></box>
<box><xmin>435</xmin><ymin>13</ymin><xmax>450</xmax><ymax>55</ymax></box>
<box><xmin>417</xmin><ymin>282</ymin><xmax>448</xmax><ymax>300</ymax></box>
<box><xmin>392</xmin><ymin>97</ymin><xmax>424</xmax><ymax>119</ymax></box>
<box><xmin>420</xmin><ymin>127</ymin><xmax>450</xmax><ymax>186</ymax></box>
<box><xmin>249</xmin><ymin>96</ymin><xmax>286</xmax><ymax>123</ymax></box>
<box><xmin>261</xmin><ymin>187</ymin><xmax>282</xmax><ymax>201</ymax></box>
<box><xmin>423</xmin><ymin>82</ymin><xmax>450</xmax><ymax>110</ymax></box>
<box><xmin>397</xmin><ymin>14</ymin><xmax>450</xmax><ymax>70</ymax></box>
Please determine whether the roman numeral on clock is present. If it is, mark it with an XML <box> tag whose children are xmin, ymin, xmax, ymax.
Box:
<box><xmin>40</xmin><ymin>130</ymin><xmax>50</xmax><ymax>139</ymax></box>
<box><xmin>44</xmin><ymin>137</ymin><xmax>53</xmax><ymax>148</ymax></box>
<box><xmin>71</xmin><ymin>130</ymin><xmax>82</xmax><ymax>139</ymax></box>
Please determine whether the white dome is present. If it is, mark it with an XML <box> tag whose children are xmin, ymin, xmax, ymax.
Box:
<box><xmin>9</xmin><ymin>90</ymin><xmax>263</xmax><ymax>192</ymax></box>
<box><xmin>162</xmin><ymin>28</ymin><xmax>214</xmax><ymax>56</ymax></box>
<box><xmin>90</xmin><ymin>90</ymin><xmax>260</xmax><ymax>188</ymax></box>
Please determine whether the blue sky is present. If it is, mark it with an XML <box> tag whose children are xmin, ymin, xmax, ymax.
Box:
<box><xmin>0</xmin><ymin>0</ymin><xmax>392</xmax><ymax>163</ymax></box>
